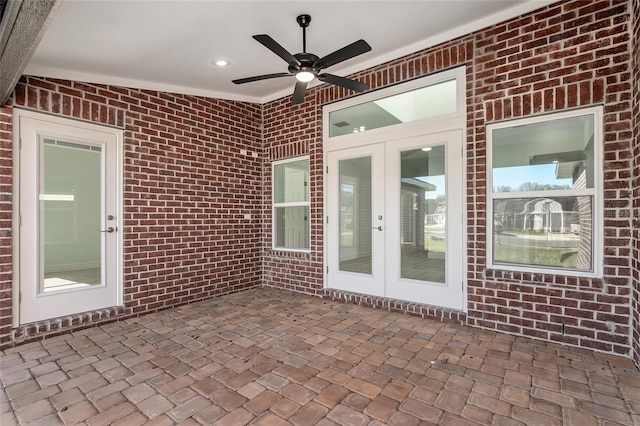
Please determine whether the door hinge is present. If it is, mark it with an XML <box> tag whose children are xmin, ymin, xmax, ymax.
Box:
<box><xmin>326</xmin><ymin>166</ymin><xmax>328</xmax><ymax>174</ymax></box>
<box><xmin>326</xmin><ymin>266</ymin><xmax>329</xmax><ymax>274</ymax></box>
<box><xmin>326</xmin><ymin>216</ymin><xmax>329</xmax><ymax>223</ymax></box>
<box><xmin>19</xmin><ymin>291</ymin><xmax>21</xmax><ymax>303</ymax></box>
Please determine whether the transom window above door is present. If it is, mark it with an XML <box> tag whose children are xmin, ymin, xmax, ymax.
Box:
<box><xmin>326</xmin><ymin>68</ymin><xmax>464</xmax><ymax>139</ymax></box>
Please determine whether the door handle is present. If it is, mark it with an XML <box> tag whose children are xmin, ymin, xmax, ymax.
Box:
<box><xmin>372</xmin><ymin>226</ymin><xmax>383</xmax><ymax>231</ymax></box>
<box><xmin>100</xmin><ymin>227</ymin><xmax>116</xmax><ymax>233</ymax></box>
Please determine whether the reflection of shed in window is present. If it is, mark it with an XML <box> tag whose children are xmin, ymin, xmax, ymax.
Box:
<box><xmin>523</xmin><ymin>198</ymin><xmax>564</xmax><ymax>232</ymax></box>
<box><xmin>498</xmin><ymin>197</ymin><xmax>580</xmax><ymax>233</ymax></box>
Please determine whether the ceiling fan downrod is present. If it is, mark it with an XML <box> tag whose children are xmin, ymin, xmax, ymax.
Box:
<box><xmin>296</xmin><ymin>14</ymin><xmax>311</xmax><ymax>53</ymax></box>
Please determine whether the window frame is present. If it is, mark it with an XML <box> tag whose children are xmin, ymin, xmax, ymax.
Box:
<box><xmin>272</xmin><ymin>156</ymin><xmax>311</xmax><ymax>252</ymax></box>
<box><xmin>486</xmin><ymin>106</ymin><xmax>603</xmax><ymax>278</ymax></box>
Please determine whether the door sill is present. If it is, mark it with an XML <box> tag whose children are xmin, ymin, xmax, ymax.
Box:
<box><xmin>322</xmin><ymin>288</ymin><xmax>466</xmax><ymax>324</ymax></box>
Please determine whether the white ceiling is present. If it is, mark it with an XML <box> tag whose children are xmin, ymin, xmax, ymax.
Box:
<box><xmin>25</xmin><ymin>0</ymin><xmax>554</xmax><ymax>104</ymax></box>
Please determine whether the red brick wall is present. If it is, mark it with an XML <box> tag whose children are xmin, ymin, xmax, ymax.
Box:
<box><xmin>1</xmin><ymin>0</ymin><xmax>636</xmax><ymax>358</ymax></box>
<box><xmin>261</xmin><ymin>38</ymin><xmax>473</xmax><ymax>296</ymax></box>
<box><xmin>0</xmin><ymin>107</ymin><xmax>12</xmax><ymax>345</ymax></box>
<box><xmin>0</xmin><ymin>77</ymin><xmax>263</xmax><ymax>347</ymax></box>
<box><xmin>631</xmin><ymin>0</ymin><xmax>640</xmax><ymax>365</ymax></box>
<box><xmin>263</xmin><ymin>0</ymin><xmax>635</xmax><ymax>356</ymax></box>
<box><xmin>470</xmin><ymin>0</ymin><xmax>633</xmax><ymax>356</ymax></box>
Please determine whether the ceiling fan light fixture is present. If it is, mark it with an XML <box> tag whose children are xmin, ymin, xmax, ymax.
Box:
<box><xmin>231</xmin><ymin>14</ymin><xmax>372</xmax><ymax>105</ymax></box>
<box><xmin>295</xmin><ymin>71</ymin><xmax>315</xmax><ymax>83</ymax></box>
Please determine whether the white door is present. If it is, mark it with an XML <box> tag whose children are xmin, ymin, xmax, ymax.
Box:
<box><xmin>327</xmin><ymin>143</ymin><xmax>386</xmax><ymax>296</ymax></box>
<box><xmin>326</xmin><ymin>131</ymin><xmax>464</xmax><ymax>310</ymax></box>
<box><xmin>15</xmin><ymin>110</ymin><xmax>122</xmax><ymax>324</ymax></box>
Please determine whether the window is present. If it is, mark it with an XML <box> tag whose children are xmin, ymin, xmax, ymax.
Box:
<box><xmin>325</xmin><ymin>67</ymin><xmax>465</xmax><ymax>141</ymax></box>
<box><xmin>487</xmin><ymin>107</ymin><xmax>602</xmax><ymax>276</ymax></box>
<box><xmin>273</xmin><ymin>157</ymin><xmax>310</xmax><ymax>251</ymax></box>
<box><xmin>328</xmin><ymin>79</ymin><xmax>457</xmax><ymax>137</ymax></box>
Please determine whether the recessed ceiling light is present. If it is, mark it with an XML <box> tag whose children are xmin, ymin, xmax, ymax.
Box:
<box><xmin>215</xmin><ymin>59</ymin><xmax>230</xmax><ymax>67</ymax></box>
<box><xmin>421</xmin><ymin>147</ymin><xmax>432</xmax><ymax>152</ymax></box>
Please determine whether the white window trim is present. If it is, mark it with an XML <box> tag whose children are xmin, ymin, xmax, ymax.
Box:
<box><xmin>486</xmin><ymin>106</ymin><xmax>604</xmax><ymax>278</ymax></box>
<box><xmin>272</xmin><ymin>156</ymin><xmax>311</xmax><ymax>253</ymax></box>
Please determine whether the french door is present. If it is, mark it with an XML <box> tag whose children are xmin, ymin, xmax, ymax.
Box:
<box><xmin>15</xmin><ymin>110</ymin><xmax>123</xmax><ymax>324</ymax></box>
<box><xmin>326</xmin><ymin>130</ymin><xmax>464</xmax><ymax>310</ymax></box>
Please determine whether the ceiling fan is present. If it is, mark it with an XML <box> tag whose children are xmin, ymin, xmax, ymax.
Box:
<box><xmin>232</xmin><ymin>14</ymin><xmax>372</xmax><ymax>105</ymax></box>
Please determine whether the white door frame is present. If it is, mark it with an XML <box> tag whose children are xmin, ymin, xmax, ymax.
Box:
<box><xmin>12</xmin><ymin>109</ymin><xmax>123</xmax><ymax>326</ymax></box>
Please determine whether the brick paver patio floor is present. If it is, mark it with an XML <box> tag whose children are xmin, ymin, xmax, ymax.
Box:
<box><xmin>2</xmin><ymin>287</ymin><xmax>640</xmax><ymax>425</ymax></box>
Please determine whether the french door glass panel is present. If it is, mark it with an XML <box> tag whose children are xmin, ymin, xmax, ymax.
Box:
<box><xmin>42</xmin><ymin>139</ymin><xmax>102</xmax><ymax>291</ymax></box>
<box><xmin>339</xmin><ymin>157</ymin><xmax>372</xmax><ymax>274</ymax></box>
<box><xmin>399</xmin><ymin>146</ymin><xmax>445</xmax><ymax>283</ymax></box>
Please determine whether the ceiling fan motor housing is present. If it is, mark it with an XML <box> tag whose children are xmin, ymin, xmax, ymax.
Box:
<box><xmin>289</xmin><ymin>52</ymin><xmax>320</xmax><ymax>76</ymax></box>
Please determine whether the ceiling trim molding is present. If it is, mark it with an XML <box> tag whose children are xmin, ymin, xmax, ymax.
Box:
<box><xmin>20</xmin><ymin>64</ymin><xmax>261</xmax><ymax>104</ymax></box>
<box><xmin>0</xmin><ymin>0</ymin><xmax>62</xmax><ymax>106</ymax></box>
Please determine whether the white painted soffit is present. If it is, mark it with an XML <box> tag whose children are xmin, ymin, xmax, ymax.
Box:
<box><xmin>24</xmin><ymin>0</ymin><xmax>556</xmax><ymax>105</ymax></box>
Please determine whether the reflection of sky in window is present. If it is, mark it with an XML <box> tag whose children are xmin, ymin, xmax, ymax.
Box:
<box><xmin>493</xmin><ymin>164</ymin><xmax>572</xmax><ymax>191</ymax></box>
<box><xmin>417</xmin><ymin>176</ymin><xmax>445</xmax><ymax>199</ymax></box>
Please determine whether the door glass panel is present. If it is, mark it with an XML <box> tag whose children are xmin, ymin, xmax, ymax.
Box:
<box><xmin>400</xmin><ymin>146</ymin><xmax>445</xmax><ymax>283</ymax></box>
<box><xmin>339</xmin><ymin>157</ymin><xmax>372</xmax><ymax>274</ymax></box>
<box><xmin>41</xmin><ymin>139</ymin><xmax>102</xmax><ymax>292</ymax></box>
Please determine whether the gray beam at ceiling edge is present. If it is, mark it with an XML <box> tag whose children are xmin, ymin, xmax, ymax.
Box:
<box><xmin>0</xmin><ymin>0</ymin><xmax>62</xmax><ymax>106</ymax></box>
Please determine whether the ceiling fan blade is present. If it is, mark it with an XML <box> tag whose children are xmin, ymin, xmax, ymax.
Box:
<box><xmin>232</xmin><ymin>73</ymin><xmax>291</xmax><ymax>84</ymax></box>
<box><xmin>316</xmin><ymin>39</ymin><xmax>371</xmax><ymax>69</ymax></box>
<box><xmin>253</xmin><ymin>34</ymin><xmax>301</xmax><ymax>67</ymax></box>
<box><xmin>317</xmin><ymin>73</ymin><xmax>368</xmax><ymax>92</ymax></box>
<box><xmin>292</xmin><ymin>81</ymin><xmax>307</xmax><ymax>104</ymax></box>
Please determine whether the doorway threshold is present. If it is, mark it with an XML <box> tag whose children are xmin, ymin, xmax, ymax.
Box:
<box><xmin>322</xmin><ymin>288</ymin><xmax>466</xmax><ymax>325</ymax></box>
